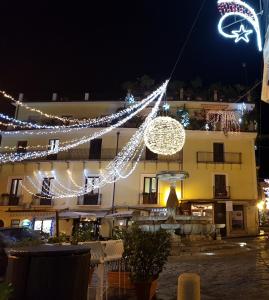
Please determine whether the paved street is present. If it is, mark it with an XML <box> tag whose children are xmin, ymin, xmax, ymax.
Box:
<box><xmin>157</xmin><ymin>237</ymin><xmax>269</xmax><ymax>300</ymax></box>
<box><xmin>90</xmin><ymin>237</ymin><xmax>269</xmax><ymax>300</ymax></box>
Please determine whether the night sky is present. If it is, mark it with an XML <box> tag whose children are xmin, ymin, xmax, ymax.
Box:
<box><xmin>0</xmin><ymin>0</ymin><xmax>268</xmax><ymax>176</ymax></box>
<box><xmin>0</xmin><ymin>0</ymin><xmax>264</xmax><ymax>98</ymax></box>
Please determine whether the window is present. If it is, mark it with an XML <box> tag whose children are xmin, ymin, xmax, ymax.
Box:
<box><xmin>89</xmin><ymin>139</ymin><xmax>102</xmax><ymax>159</ymax></box>
<box><xmin>41</xmin><ymin>177</ymin><xmax>53</xmax><ymax>195</ymax></box>
<box><xmin>10</xmin><ymin>179</ymin><xmax>22</xmax><ymax>197</ymax></box>
<box><xmin>213</xmin><ymin>143</ymin><xmax>224</xmax><ymax>162</ymax></box>
<box><xmin>10</xmin><ymin>219</ymin><xmax>20</xmax><ymax>228</ymax></box>
<box><xmin>85</xmin><ymin>176</ymin><xmax>99</xmax><ymax>194</ymax></box>
<box><xmin>143</xmin><ymin>177</ymin><xmax>158</xmax><ymax>204</ymax></box>
<box><xmin>17</xmin><ymin>141</ymin><xmax>27</xmax><ymax>153</ymax></box>
<box><xmin>214</xmin><ymin>174</ymin><xmax>229</xmax><ymax>198</ymax></box>
<box><xmin>47</xmin><ymin>139</ymin><xmax>59</xmax><ymax>160</ymax></box>
<box><xmin>191</xmin><ymin>204</ymin><xmax>213</xmax><ymax>218</ymax></box>
<box><xmin>34</xmin><ymin>219</ymin><xmax>53</xmax><ymax>234</ymax></box>
<box><xmin>232</xmin><ymin>205</ymin><xmax>244</xmax><ymax>230</ymax></box>
<box><xmin>9</xmin><ymin>178</ymin><xmax>22</xmax><ymax>205</ymax></box>
<box><xmin>40</xmin><ymin>177</ymin><xmax>53</xmax><ymax>205</ymax></box>
<box><xmin>145</xmin><ymin>147</ymin><xmax>158</xmax><ymax>160</ymax></box>
<box><xmin>48</xmin><ymin>139</ymin><xmax>59</xmax><ymax>152</ymax></box>
<box><xmin>82</xmin><ymin>176</ymin><xmax>100</xmax><ymax>205</ymax></box>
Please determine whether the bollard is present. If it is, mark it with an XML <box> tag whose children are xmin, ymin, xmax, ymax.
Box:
<box><xmin>177</xmin><ymin>273</ymin><xmax>200</xmax><ymax>300</ymax></box>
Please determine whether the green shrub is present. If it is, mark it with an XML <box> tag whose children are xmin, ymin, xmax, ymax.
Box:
<box><xmin>0</xmin><ymin>283</ymin><xmax>13</xmax><ymax>300</ymax></box>
<box><xmin>122</xmin><ymin>225</ymin><xmax>171</xmax><ymax>283</ymax></box>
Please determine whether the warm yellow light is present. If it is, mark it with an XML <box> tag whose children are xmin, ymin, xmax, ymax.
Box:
<box><xmin>144</xmin><ymin>116</ymin><xmax>185</xmax><ymax>155</ymax></box>
<box><xmin>257</xmin><ymin>201</ymin><xmax>264</xmax><ymax>211</ymax></box>
<box><xmin>161</xmin><ymin>187</ymin><xmax>181</xmax><ymax>206</ymax></box>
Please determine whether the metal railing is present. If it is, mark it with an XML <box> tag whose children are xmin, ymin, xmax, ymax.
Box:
<box><xmin>32</xmin><ymin>194</ymin><xmax>53</xmax><ymax>206</ymax></box>
<box><xmin>0</xmin><ymin>194</ymin><xmax>22</xmax><ymax>206</ymax></box>
<box><xmin>213</xmin><ymin>186</ymin><xmax>230</xmax><ymax>199</ymax></box>
<box><xmin>197</xmin><ymin>152</ymin><xmax>242</xmax><ymax>164</ymax></box>
<box><xmin>0</xmin><ymin>147</ymin><xmax>183</xmax><ymax>162</ymax></box>
<box><xmin>141</xmin><ymin>192</ymin><xmax>158</xmax><ymax>205</ymax></box>
<box><xmin>77</xmin><ymin>193</ymin><xmax>102</xmax><ymax>205</ymax></box>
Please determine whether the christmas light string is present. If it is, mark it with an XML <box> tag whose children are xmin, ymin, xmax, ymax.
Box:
<box><xmin>0</xmin><ymin>84</ymin><xmax>163</xmax><ymax>135</ymax></box>
<box><xmin>0</xmin><ymin>81</ymin><xmax>168</xmax><ymax>163</ymax></box>
<box><xmin>0</xmin><ymin>82</ymin><xmax>162</xmax><ymax>129</ymax></box>
<box><xmin>19</xmin><ymin>86</ymin><xmax>166</xmax><ymax>198</ymax></box>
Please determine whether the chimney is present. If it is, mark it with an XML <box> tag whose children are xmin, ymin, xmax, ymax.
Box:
<box><xmin>213</xmin><ymin>90</ymin><xmax>218</xmax><ymax>101</ymax></box>
<box><xmin>18</xmin><ymin>93</ymin><xmax>24</xmax><ymax>102</ymax></box>
<box><xmin>84</xmin><ymin>93</ymin><xmax>90</xmax><ymax>101</ymax></box>
<box><xmin>52</xmin><ymin>93</ymin><xmax>57</xmax><ymax>101</ymax></box>
<box><xmin>180</xmin><ymin>88</ymin><xmax>184</xmax><ymax>100</ymax></box>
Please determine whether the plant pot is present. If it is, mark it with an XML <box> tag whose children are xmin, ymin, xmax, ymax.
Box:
<box><xmin>134</xmin><ymin>278</ymin><xmax>158</xmax><ymax>300</ymax></box>
<box><xmin>108</xmin><ymin>271</ymin><xmax>135</xmax><ymax>289</ymax></box>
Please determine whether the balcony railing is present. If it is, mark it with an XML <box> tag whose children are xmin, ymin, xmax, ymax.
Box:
<box><xmin>0</xmin><ymin>147</ymin><xmax>183</xmax><ymax>162</ymax></box>
<box><xmin>77</xmin><ymin>193</ymin><xmax>101</xmax><ymax>205</ymax></box>
<box><xmin>213</xmin><ymin>186</ymin><xmax>230</xmax><ymax>199</ymax></box>
<box><xmin>0</xmin><ymin>194</ymin><xmax>22</xmax><ymax>206</ymax></box>
<box><xmin>141</xmin><ymin>192</ymin><xmax>158</xmax><ymax>205</ymax></box>
<box><xmin>197</xmin><ymin>152</ymin><xmax>242</xmax><ymax>164</ymax></box>
<box><xmin>32</xmin><ymin>194</ymin><xmax>53</xmax><ymax>206</ymax></box>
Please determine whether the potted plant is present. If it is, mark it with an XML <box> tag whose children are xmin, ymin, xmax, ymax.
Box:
<box><xmin>123</xmin><ymin>225</ymin><xmax>171</xmax><ymax>300</ymax></box>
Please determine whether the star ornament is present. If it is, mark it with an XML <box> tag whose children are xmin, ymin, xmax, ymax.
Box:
<box><xmin>231</xmin><ymin>25</ymin><xmax>253</xmax><ymax>43</ymax></box>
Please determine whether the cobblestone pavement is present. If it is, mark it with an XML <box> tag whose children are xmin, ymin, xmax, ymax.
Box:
<box><xmin>88</xmin><ymin>237</ymin><xmax>269</xmax><ymax>300</ymax></box>
<box><xmin>157</xmin><ymin>237</ymin><xmax>269</xmax><ymax>300</ymax></box>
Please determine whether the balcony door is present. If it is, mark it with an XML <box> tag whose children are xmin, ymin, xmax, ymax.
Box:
<box><xmin>40</xmin><ymin>177</ymin><xmax>53</xmax><ymax>205</ymax></box>
<box><xmin>17</xmin><ymin>141</ymin><xmax>27</xmax><ymax>154</ymax></box>
<box><xmin>83</xmin><ymin>176</ymin><xmax>100</xmax><ymax>205</ymax></box>
<box><xmin>47</xmin><ymin>139</ymin><xmax>59</xmax><ymax>160</ymax></box>
<box><xmin>9</xmin><ymin>179</ymin><xmax>22</xmax><ymax>205</ymax></box>
<box><xmin>89</xmin><ymin>139</ymin><xmax>102</xmax><ymax>160</ymax></box>
<box><xmin>214</xmin><ymin>174</ymin><xmax>227</xmax><ymax>198</ymax></box>
<box><xmin>143</xmin><ymin>177</ymin><xmax>158</xmax><ymax>204</ymax></box>
<box><xmin>213</xmin><ymin>143</ymin><xmax>224</xmax><ymax>162</ymax></box>
<box><xmin>145</xmin><ymin>147</ymin><xmax>158</xmax><ymax>160</ymax></box>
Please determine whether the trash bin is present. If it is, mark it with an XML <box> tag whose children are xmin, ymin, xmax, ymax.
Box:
<box><xmin>5</xmin><ymin>245</ymin><xmax>91</xmax><ymax>300</ymax></box>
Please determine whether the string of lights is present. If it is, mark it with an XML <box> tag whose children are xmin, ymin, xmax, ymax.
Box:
<box><xmin>0</xmin><ymin>83</ymin><xmax>163</xmax><ymax>130</ymax></box>
<box><xmin>19</xmin><ymin>86</ymin><xmax>166</xmax><ymax>198</ymax></box>
<box><xmin>0</xmin><ymin>81</ymin><xmax>168</xmax><ymax>163</ymax></box>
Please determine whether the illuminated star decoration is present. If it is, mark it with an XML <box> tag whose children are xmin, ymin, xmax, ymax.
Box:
<box><xmin>231</xmin><ymin>25</ymin><xmax>253</xmax><ymax>43</ymax></box>
<box><xmin>217</xmin><ymin>0</ymin><xmax>262</xmax><ymax>51</ymax></box>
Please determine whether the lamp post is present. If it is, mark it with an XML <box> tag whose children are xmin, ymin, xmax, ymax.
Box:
<box><xmin>111</xmin><ymin>132</ymin><xmax>120</xmax><ymax>213</ymax></box>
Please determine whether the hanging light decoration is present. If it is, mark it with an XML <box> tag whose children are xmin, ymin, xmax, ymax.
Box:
<box><xmin>144</xmin><ymin>116</ymin><xmax>185</xmax><ymax>156</ymax></box>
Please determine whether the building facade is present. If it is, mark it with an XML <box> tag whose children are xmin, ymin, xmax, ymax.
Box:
<box><xmin>0</xmin><ymin>97</ymin><xmax>258</xmax><ymax>237</ymax></box>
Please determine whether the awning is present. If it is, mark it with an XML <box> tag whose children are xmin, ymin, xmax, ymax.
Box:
<box><xmin>58</xmin><ymin>211</ymin><xmax>108</xmax><ymax>220</ymax></box>
<box><xmin>5</xmin><ymin>210</ymin><xmax>56</xmax><ymax>219</ymax></box>
<box><xmin>105</xmin><ymin>210</ymin><xmax>134</xmax><ymax>219</ymax></box>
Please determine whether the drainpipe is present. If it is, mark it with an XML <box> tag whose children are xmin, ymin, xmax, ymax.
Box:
<box><xmin>111</xmin><ymin>132</ymin><xmax>120</xmax><ymax>213</ymax></box>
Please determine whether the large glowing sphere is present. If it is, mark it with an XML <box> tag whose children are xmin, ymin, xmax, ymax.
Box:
<box><xmin>144</xmin><ymin>116</ymin><xmax>185</xmax><ymax>156</ymax></box>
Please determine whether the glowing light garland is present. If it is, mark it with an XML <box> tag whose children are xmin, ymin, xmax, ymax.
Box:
<box><xmin>217</xmin><ymin>0</ymin><xmax>262</xmax><ymax>51</ymax></box>
<box><xmin>144</xmin><ymin>116</ymin><xmax>185</xmax><ymax>156</ymax></box>
<box><xmin>19</xmin><ymin>86</ymin><xmax>167</xmax><ymax>198</ymax></box>
<box><xmin>0</xmin><ymin>81</ymin><xmax>168</xmax><ymax>163</ymax></box>
<box><xmin>206</xmin><ymin>110</ymin><xmax>240</xmax><ymax>132</ymax></box>
<box><xmin>0</xmin><ymin>86</ymin><xmax>163</xmax><ymax>135</ymax></box>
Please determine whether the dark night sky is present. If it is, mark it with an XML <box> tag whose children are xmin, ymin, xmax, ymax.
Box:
<box><xmin>0</xmin><ymin>0</ymin><xmax>269</xmax><ymax>177</ymax></box>
<box><xmin>0</xmin><ymin>0</ymin><xmax>264</xmax><ymax>99</ymax></box>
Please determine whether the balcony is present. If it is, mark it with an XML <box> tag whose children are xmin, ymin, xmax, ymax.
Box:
<box><xmin>197</xmin><ymin>152</ymin><xmax>242</xmax><ymax>164</ymax></box>
<box><xmin>213</xmin><ymin>186</ymin><xmax>230</xmax><ymax>199</ymax></box>
<box><xmin>32</xmin><ymin>194</ymin><xmax>53</xmax><ymax>206</ymax></box>
<box><xmin>77</xmin><ymin>193</ymin><xmax>101</xmax><ymax>205</ymax></box>
<box><xmin>0</xmin><ymin>194</ymin><xmax>22</xmax><ymax>206</ymax></box>
<box><xmin>141</xmin><ymin>192</ymin><xmax>158</xmax><ymax>205</ymax></box>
